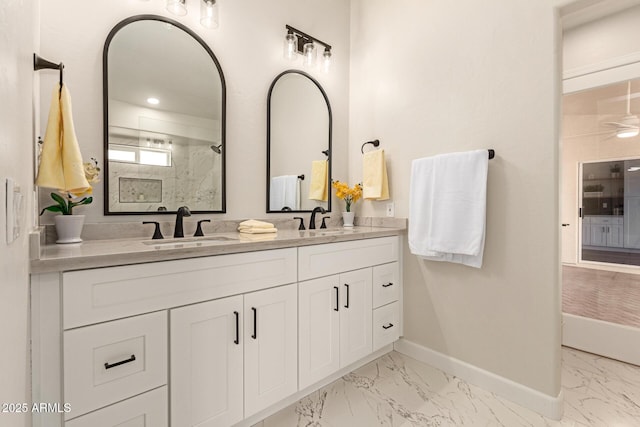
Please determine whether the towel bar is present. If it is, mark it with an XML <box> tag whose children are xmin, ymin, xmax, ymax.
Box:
<box><xmin>488</xmin><ymin>149</ymin><xmax>495</xmax><ymax>159</ymax></box>
<box><xmin>298</xmin><ymin>174</ymin><xmax>305</xmax><ymax>180</ymax></box>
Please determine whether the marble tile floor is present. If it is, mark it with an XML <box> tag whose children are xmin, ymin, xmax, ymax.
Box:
<box><xmin>254</xmin><ymin>347</ymin><xmax>640</xmax><ymax>426</ymax></box>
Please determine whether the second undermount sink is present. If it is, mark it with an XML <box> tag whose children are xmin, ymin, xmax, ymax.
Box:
<box><xmin>313</xmin><ymin>228</ymin><xmax>357</xmax><ymax>236</ymax></box>
<box><xmin>142</xmin><ymin>235</ymin><xmax>237</xmax><ymax>246</ymax></box>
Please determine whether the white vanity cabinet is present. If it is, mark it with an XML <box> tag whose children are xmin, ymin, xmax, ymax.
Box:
<box><xmin>297</xmin><ymin>236</ymin><xmax>400</xmax><ymax>390</ymax></box>
<box><xmin>31</xmin><ymin>234</ymin><xmax>402</xmax><ymax>427</ymax></box>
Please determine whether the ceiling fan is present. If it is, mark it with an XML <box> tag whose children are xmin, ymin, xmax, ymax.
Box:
<box><xmin>603</xmin><ymin>81</ymin><xmax>640</xmax><ymax>139</ymax></box>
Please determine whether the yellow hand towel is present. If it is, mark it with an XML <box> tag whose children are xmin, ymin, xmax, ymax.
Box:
<box><xmin>308</xmin><ymin>160</ymin><xmax>328</xmax><ymax>201</ymax></box>
<box><xmin>239</xmin><ymin>227</ymin><xmax>278</xmax><ymax>234</ymax></box>
<box><xmin>36</xmin><ymin>84</ymin><xmax>90</xmax><ymax>194</ymax></box>
<box><xmin>238</xmin><ymin>219</ymin><xmax>275</xmax><ymax>229</ymax></box>
<box><xmin>363</xmin><ymin>149</ymin><xmax>389</xmax><ymax>200</ymax></box>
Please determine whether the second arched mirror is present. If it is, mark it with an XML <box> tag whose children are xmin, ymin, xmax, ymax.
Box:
<box><xmin>267</xmin><ymin>70</ymin><xmax>332</xmax><ymax>213</ymax></box>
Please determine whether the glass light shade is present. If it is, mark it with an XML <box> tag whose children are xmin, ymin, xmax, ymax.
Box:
<box><xmin>302</xmin><ymin>42</ymin><xmax>316</xmax><ymax>68</ymax></box>
<box><xmin>166</xmin><ymin>0</ymin><xmax>187</xmax><ymax>16</ymax></box>
<box><xmin>617</xmin><ymin>128</ymin><xmax>640</xmax><ymax>138</ymax></box>
<box><xmin>283</xmin><ymin>32</ymin><xmax>297</xmax><ymax>61</ymax></box>
<box><xmin>200</xmin><ymin>0</ymin><xmax>218</xmax><ymax>29</ymax></box>
<box><xmin>322</xmin><ymin>48</ymin><xmax>332</xmax><ymax>73</ymax></box>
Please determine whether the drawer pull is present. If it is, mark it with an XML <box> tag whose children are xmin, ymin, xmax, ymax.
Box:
<box><xmin>344</xmin><ymin>284</ymin><xmax>350</xmax><ymax>308</ymax></box>
<box><xmin>252</xmin><ymin>307</ymin><xmax>257</xmax><ymax>339</ymax></box>
<box><xmin>382</xmin><ymin>282</ymin><xmax>394</xmax><ymax>288</ymax></box>
<box><xmin>234</xmin><ymin>311</ymin><xmax>240</xmax><ymax>345</ymax></box>
<box><xmin>104</xmin><ymin>354</ymin><xmax>136</xmax><ymax>370</ymax></box>
<box><xmin>382</xmin><ymin>323</ymin><xmax>394</xmax><ymax>330</ymax></box>
<box><xmin>334</xmin><ymin>286</ymin><xmax>339</xmax><ymax>312</ymax></box>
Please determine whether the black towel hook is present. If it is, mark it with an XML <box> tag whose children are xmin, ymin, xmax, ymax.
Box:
<box><xmin>361</xmin><ymin>139</ymin><xmax>380</xmax><ymax>154</ymax></box>
<box><xmin>33</xmin><ymin>53</ymin><xmax>64</xmax><ymax>91</ymax></box>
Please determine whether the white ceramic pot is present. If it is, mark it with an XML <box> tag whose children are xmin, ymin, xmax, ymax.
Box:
<box><xmin>342</xmin><ymin>211</ymin><xmax>355</xmax><ymax>227</ymax></box>
<box><xmin>55</xmin><ymin>214</ymin><xmax>85</xmax><ymax>244</ymax></box>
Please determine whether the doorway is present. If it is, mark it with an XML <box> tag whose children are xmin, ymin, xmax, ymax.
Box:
<box><xmin>561</xmin><ymin>75</ymin><xmax>640</xmax><ymax>365</ymax></box>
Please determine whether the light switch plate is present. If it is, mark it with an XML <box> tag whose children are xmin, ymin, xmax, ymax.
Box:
<box><xmin>6</xmin><ymin>178</ymin><xmax>22</xmax><ymax>244</ymax></box>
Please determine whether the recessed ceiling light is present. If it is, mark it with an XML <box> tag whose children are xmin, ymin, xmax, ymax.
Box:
<box><xmin>147</xmin><ymin>97</ymin><xmax>160</xmax><ymax>105</ymax></box>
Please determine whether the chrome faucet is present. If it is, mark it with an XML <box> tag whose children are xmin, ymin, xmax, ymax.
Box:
<box><xmin>174</xmin><ymin>206</ymin><xmax>192</xmax><ymax>238</ymax></box>
<box><xmin>309</xmin><ymin>206</ymin><xmax>327</xmax><ymax>230</ymax></box>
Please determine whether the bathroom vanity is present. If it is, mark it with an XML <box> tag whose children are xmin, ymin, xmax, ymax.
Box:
<box><xmin>30</xmin><ymin>226</ymin><xmax>404</xmax><ymax>427</ymax></box>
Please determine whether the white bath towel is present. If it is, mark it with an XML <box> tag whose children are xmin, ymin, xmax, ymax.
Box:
<box><xmin>270</xmin><ymin>175</ymin><xmax>299</xmax><ymax>211</ymax></box>
<box><xmin>409</xmin><ymin>150</ymin><xmax>488</xmax><ymax>268</ymax></box>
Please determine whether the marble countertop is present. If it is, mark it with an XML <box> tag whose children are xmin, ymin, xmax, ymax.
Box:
<box><xmin>31</xmin><ymin>225</ymin><xmax>406</xmax><ymax>274</ymax></box>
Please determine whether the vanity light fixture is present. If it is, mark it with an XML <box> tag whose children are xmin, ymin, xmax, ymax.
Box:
<box><xmin>166</xmin><ymin>0</ymin><xmax>187</xmax><ymax>16</ymax></box>
<box><xmin>200</xmin><ymin>0</ymin><xmax>218</xmax><ymax>29</ymax></box>
<box><xmin>284</xmin><ymin>25</ymin><xmax>332</xmax><ymax>73</ymax></box>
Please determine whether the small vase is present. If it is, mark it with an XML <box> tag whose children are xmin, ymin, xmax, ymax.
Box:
<box><xmin>55</xmin><ymin>214</ymin><xmax>85</xmax><ymax>244</ymax></box>
<box><xmin>342</xmin><ymin>211</ymin><xmax>355</xmax><ymax>227</ymax></box>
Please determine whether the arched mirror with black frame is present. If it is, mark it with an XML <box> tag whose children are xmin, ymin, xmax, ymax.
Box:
<box><xmin>103</xmin><ymin>14</ymin><xmax>226</xmax><ymax>215</ymax></box>
<box><xmin>266</xmin><ymin>70</ymin><xmax>332</xmax><ymax>213</ymax></box>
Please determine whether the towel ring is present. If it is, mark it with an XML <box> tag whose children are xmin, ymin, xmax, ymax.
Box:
<box><xmin>361</xmin><ymin>139</ymin><xmax>380</xmax><ymax>154</ymax></box>
<box><xmin>34</xmin><ymin>53</ymin><xmax>64</xmax><ymax>92</ymax></box>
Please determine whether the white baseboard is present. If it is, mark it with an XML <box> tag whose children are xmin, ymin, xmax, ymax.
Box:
<box><xmin>563</xmin><ymin>313</ymin><xmax>640</xmax><ymax>366</ymax></box>
<box><xmin>393</xmin><ymin>339</ymin><xmax>563</xmax><ymax>420</ymax></box>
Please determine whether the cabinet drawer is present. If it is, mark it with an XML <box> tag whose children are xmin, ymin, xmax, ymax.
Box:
<box><xmin>298</xmin><ymin>236</ymin><xmax>399</xmax><ymax>281</ymax></box>
<box><xmin>372</xmin><ymin>302</ymin><xmax>400</xmax><ymax>351</ymax></box>
<box><xmin>65</xmin><ymin>386</ymin><xmax>167</xmax><ymax>427</ymax></box>
<box><xmin>63</xmin><ymin>248</ymin><xmax>297</xmax><ymax>328</ymax></box>
<box><xmin>372</xmin><ymin>262</ymin><xmax>400</xmax><ymax>308</ymax></box>
<box><xmin>64</xmin><ymin>311</ymin><xmax>167</xmax><ymax>419</ymax></box>
<box><xmin>590</xmin><ymin>216</ymin><xmax>623</xmax><ymax>225</ymax></box>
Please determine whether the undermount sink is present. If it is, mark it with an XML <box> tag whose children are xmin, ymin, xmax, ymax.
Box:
<box><xmin>142</xmin><ymin>235</ymin><xmax>237</xmax><ymax>246</ymax></box>
<box><xmin>313</xmin><ymin>228</ymin><xmax>356</xmax><ymax>236</ymax></box>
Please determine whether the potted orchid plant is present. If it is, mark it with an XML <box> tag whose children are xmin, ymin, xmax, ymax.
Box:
<box><xmin>331</xmin><ymin>180</ymin><xmax>363</xmax><ymax>227</ymax></box>
<box><xmin>40</xmin><ymin>158</ymin><xmax>100</xmax><ymax>243</ymax></box>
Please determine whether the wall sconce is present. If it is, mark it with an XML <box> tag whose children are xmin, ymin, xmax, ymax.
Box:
<box><xmin>283</xmin><ymin>25</ymin><xmax>332</xmax><ymax>73</ymax></box>
<box><xmin>165</xmin><ymin>0</ymin><xmax>220</xmax><ymax>29</ymax></box>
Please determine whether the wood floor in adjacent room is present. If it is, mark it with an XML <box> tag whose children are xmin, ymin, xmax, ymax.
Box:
<box><xmin>562</xmin><ymin>265</ymin><xmax>640</xmax><ymax>328</ymax></box>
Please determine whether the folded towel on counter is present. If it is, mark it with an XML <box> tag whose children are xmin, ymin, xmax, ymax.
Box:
<box><xmin>409</xmin><ymin>149</ymin><xmax>488</xmax><ymax>268</ymax></box>
<box><xmin>238</xmin><ymin>232</ymin><xmax>278</xmax><ymax>241</ymax></box>
<box><xmin>363</xmin><ymin>149</ymin><xmax>389</xmax><ymax>200</ymax></box>
<box><xmin>238</xmin><ymin>219</ymin><xmax>275</xmax><ymax>229</ymax></box>
<box><xmin>36</xmin><ymin>84</ymin><xmax>91</xmax><ymax>194</ymax></box>
<box><xmin>308</xmin><ymin>160</ymin><xmax>328</xmax><ymax>201</ymax></box>
<box><xmin>270</xmin><ymin>175</ymin><xmax>299</xmax><ymax>210</ymax></box>
<box><xmin>238</xmin><ymin>219</ymin><xmax>277</xmax><ymax>234</ymax></box>
<box><xmin>238</xmin><ymin>227</ymin><xmax>278</xmax><ymax>234</ymax></box>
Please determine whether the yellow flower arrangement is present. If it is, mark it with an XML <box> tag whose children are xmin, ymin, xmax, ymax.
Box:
<box><xmin>332</xmin><ymin>180</ymin><xmax>363</xmax><ymax>212</ymax></box>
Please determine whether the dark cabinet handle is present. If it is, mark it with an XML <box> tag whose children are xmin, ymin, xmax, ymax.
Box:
<box><xmin>344</xmin><ymin>284</ymin><xmax>350</xmax><ymax>308</ymax></box>
<box><xmin>382</xmin><ymin>282</ymin><xmax>393</xmax><ymax>288</ymax></box>
<box><xmin>104</xmin><ymin>354</ymin><xmax>136</xmax><ymax>370</ymax></box>
<box><xmin>334</xmin><ymin>286</ymin><xmax>339</xmax><ymax>312</ymax></box>
<box><xmin>234</xmin><ymin>311</ymin><xmax>240</xmax><ymax>345</ymax></box>
<box><xmin>252</xmin><ymin>307</ymin><xmax>257</xmax><ymax>339</ymax></box>
<box><xmin>382</xmin><ymin>323</ymin><xmax>394</xmax><ymax>330</ymax></box>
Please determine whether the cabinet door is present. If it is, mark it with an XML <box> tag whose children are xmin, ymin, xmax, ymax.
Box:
<box><xmin>582</xmin><ymin>220</ymin><xmax>591</xmax><ymax>246</ymax></box>
<box><xmin>170</xmin><ymin>296</ymin><xmax>243</xmax><ymax>427</ymax></box>
<box><xmin>608</xmin><ymin>224</ymin><xmax>624</xmax><ymax>248</ymax></box>
<box><xmin>298</xmin><ymin>275</ymin><xmax>340</xmax><ymax>390</ymax></box>
<box><xmin>590</xmin><ymin>224</ymin><xmax>607</xmax><ymax>246</ymax></box>
<box><xmin>339</xmin><ymin>269</ymin><xmax>373</xmax><ymax>368</ymax></box>
<box><xmin>244</xmin><ymin>284</ymin><xmax>298</xmax><ymax>417</ymax></box>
